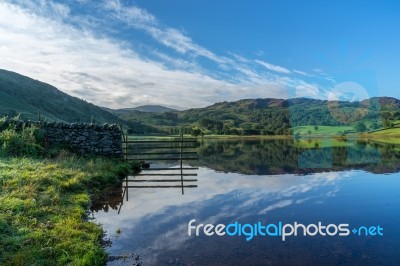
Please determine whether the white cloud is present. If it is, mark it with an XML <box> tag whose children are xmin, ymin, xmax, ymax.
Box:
<box><xmin>103</xmin><ymin>0</ymin><xmax>157</xmax><ymax>25</ymax></box>
<box><xmin>10</xmin><ymin>0</ymin><xmax>71</xmax><ymax>20</ymax></box>
<box><xmin>228</xmin><ymin>52</ymin><xmax>251</xmax><ymax>63</ymax></box>
<box><xmin>0</xmin><ymin>0</ymin><xmax>328</xmax><ymax>109</ymax></box>
<box><xmin>295</xmin><ymin>83</ymin><xmax>319</xmax><ymax>98</ymax></box>
<box><xmin>255</xmin><ymin>59</ymin><xmax>292</xmax><ymax>74</ymax></box>
<box><xmin>293</xmin><ymin>69</ymin><xmax>311</xmax><ymax>76</ymax></box>
<box><xmin>102</xmin><ymin>0</ymin><xmax>230</xmax><ymax>66</ymax></box>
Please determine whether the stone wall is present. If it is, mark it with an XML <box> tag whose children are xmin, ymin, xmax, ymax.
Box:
<box><xmin>5</xmin><ymin>120</ymin><xmax>123</xmax><ymax>157</ymax></box>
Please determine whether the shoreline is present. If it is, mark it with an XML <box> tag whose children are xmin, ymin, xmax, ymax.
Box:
<box><xmin>128</xmin><ymin>133</ymin><xmax>400</xmax><ymax>144</ymax></box>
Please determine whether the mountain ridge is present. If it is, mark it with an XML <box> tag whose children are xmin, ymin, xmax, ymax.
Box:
<box><xmin>116</xmin><ymin>105</ymin><xmax>179</xmax><ymax>113</ymax></box>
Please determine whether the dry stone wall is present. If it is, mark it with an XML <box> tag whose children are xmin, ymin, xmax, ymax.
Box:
<box><xmin>7</xmin><ymin>120</ymin><xmax>123</xmax><ymax>157</ymax></box>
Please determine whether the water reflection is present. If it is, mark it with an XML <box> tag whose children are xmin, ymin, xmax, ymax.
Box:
<box><xmin>194</xmin><ymin>138</ymin><xmax>400</xmax><ymax>175</ymax></box>
<box><xmin>92</xmin><ymin>138</ymin><xmax>400</xmax><ymax>265</ymax></box>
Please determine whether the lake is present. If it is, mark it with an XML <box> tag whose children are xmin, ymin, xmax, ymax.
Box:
<box><xmin>91</xmin><ymin>138</ymin><xmax>400</xmax><ymax>265</ymax></box>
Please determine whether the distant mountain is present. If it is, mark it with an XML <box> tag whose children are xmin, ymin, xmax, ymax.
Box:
<box><xmin>120</xmin><ymin>105</ymin><xmax>179</xmax><ymax>113</ymax></box>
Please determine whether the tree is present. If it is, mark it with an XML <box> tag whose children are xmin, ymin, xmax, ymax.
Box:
<box><xmin>190</xmin><ymin>128</ymin><xmax>202</xmax><ymax>137</ymax></box>
<box><xmin>214</xmin><ymin>121</ymin><xmax>223</xmax><ymax>134</ymax></box>
<box><xmin>370</xmin><ymin>122</ymin><xmax>379</xmax><ymax>130</ymax></box>
<box><xmin>354</xmin><ymin>122</ymin><xmax>367</xmax><ymax>132</ymax></box>
<box><xmin>382</xmin><ymin>119</ymin><xmax>391</xmax><ymax>128</ymax></box>
<box><xmin>275</xmin><ymin>127</ymin><xmax>285</xmax><ymax>135</ymax></box>
<box><xmin>314</xmin><ymin>125</ymin><xmax>319</xmax><ymax>131</ymax></box>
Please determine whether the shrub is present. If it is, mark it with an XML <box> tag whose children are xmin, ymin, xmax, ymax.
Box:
<box><xmin>354</xmin><ymin>122</ymin><xmax>367</xmax><ymax>132</ymax></box>
<box><xmin>0</xmin><ymin>127</ymin><xmax>45</xmax><ymax>157</ymax></box>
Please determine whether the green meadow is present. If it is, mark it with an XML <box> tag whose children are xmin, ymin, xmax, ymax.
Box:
<box><xmin>292</xmin><ymin>125</ymin><xmax>354</xmax><ymax>136</ymax></box>
<box><xmin>362</xmin><ymin>127</ymin><xmax>400</xmax><ymax>145</ymax></box>
<box><xmin>368</xmin><ymin>127</ymin><xmax>400</xmax><ymax>136</ymax></box>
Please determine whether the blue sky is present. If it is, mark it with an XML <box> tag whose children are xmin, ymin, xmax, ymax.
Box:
<box><xmin>0</xmin><ymin>0</ymin><xmax>399</xmax><ymax>109</ymax></box>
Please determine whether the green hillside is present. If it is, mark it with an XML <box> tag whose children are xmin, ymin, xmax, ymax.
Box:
<box><xmin>0</xmin><ymin>69</ymin><xmax>120</xmax><ymax>123</ymax></box>
<box><xmin>112</xmin><ymin>97</ymin><xmax>400</xmax><ymax>135</ymax></box>
<box><xmin>1</xmin><ymin>69</ymin><xmax>399</xmax><ymax>136</ymax></box>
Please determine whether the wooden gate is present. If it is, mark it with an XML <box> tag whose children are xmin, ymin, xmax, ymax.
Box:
<box><xmin>119</xmin><ymin>134</ymin><xmax>199</xmax><ymax>209</ymax></box>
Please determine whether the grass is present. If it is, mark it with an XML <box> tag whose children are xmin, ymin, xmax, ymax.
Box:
<box><xmin>368</xmin><ymin>127</ymin><xmax>400</xmax><ymax>136</ymax></box>
<box><xmin>0</xmin><ymin>154</ymin><xmax>131</xmax><ymax>265</ymax></box>
<box><xmin>292</xmin><ymin>125</ymin><xmax>354</xmax><ymax>136</ymax></box>
<box><xmin>356</xmin><ymin>127</ymin><xmax>400</xmax><ymax>145</ymax></box>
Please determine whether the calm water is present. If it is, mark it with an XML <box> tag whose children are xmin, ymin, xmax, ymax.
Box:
<box><xmin>92</xmin><ymin>138</ymin><xmax>400</xmax><ymax>265</ymax></box>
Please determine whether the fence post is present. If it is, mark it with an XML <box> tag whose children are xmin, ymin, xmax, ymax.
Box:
<box><xmin>180</xmin><ymin>132</ymin><xmax>184</xmax><ymax>194</ymax></box>
<box><xmin>124</xmin><ymin>131</ymin><xmax>128</xmax><ymax>160</ymax></box>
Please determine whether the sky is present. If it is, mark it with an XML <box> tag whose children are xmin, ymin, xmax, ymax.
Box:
<box><xmin>0</xmin><ymin>0</ymin><xmax>399</xmax><ymax>109</ymax></box>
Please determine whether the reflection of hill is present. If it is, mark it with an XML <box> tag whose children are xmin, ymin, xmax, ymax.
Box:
<box><xmin>193</xmin><ymin>139</ymin><xmax>400</xmax><ymax>175</ymax></box>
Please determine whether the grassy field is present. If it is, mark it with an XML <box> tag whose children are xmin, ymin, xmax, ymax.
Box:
<box><xmin>292</xmin><ymin>125</ymin><xmax>354</xmax><ymax>136</ymax></box>
<box><xmin>358</xmin><ymin>127</ymin><xmax>400</xmax><ymax>144</ymax></box>
<box><xmin>0</xmin><ymin>155</ymin><xmax>131</xmax><ymax>265</ymax></box>
<box><xmin>368</xmin><ymin>127</ymin><xmax>400</xmax><ymax>136</ymax></box>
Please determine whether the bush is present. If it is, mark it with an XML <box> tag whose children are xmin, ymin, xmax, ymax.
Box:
<box><xmin>191</xmin><ymin>127</ymin><xmax>203</xmax><ymax>137</ymax></box>
<box><xmin>354</xmin><ymin>122</ymin><xmax>367</xmax><ymax>132</ymax></box>
<box><xmin>0</xmin><ymin>127</ymin><xmax>45</xmax><ymax>157</ymax></box>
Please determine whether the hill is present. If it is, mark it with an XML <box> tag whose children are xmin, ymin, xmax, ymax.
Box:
<box><xmin>1</xmin><ymin>69</ymin><xmax>399</xmax><ymax>136</ymax></box>
<box><xmin>120</xmin><ymin>105</ymin><xmax>178</xmax><ymax>113</ymax></box>
<box><xmin>0</xmin><ymin>69</ymin><xmax>121</xmax><ymax>123</ymax></box>
<box><xmin>114</xmin><ymin>97</ymin><xmax>400</xmax><ymax>135</ymax></box>
<box><xmin>0</xmin><ymin>69</ymin><xmax>169</xmax><ymax>134</ymax></box>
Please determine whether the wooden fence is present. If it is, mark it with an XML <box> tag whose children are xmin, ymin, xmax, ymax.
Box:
<box><xmin>117</xmin><ymin>134</ymin><xmax>199</xmax><ymax>213</ymax></box>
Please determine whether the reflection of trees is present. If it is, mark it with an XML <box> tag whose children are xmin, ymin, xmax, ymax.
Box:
<box><xmin>192</xmin><ymin>139</ymin><xmax>400</xmax><ymax>175</ymax></box>
<box><xmin>90</xmin><ymin>184</ymin><xmax>123</xmax><ymax>212</ymax></box>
